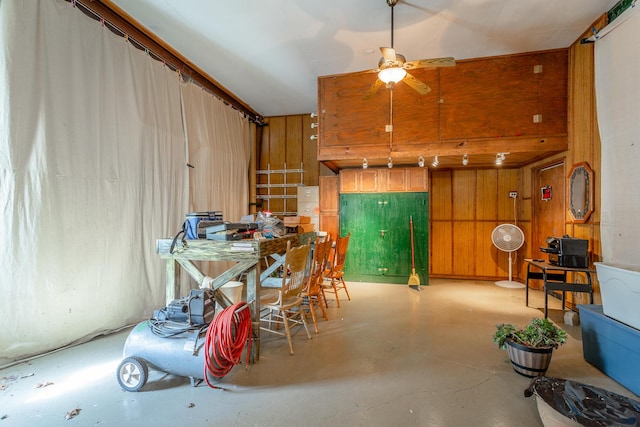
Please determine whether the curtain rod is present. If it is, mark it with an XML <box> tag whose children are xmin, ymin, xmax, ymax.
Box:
<box><xmin>67</xmin><ymin>0</ymin><xmax>264</xmax><ymax>125</ymax></box>
<box><xmin>581</xmin><ymin>0</ymin><xmax>638</xmax><ymax>44</ymax></box>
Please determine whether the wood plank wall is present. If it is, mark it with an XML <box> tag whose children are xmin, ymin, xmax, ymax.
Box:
<box><xmin>516</xmin><ymin>16</ymin><xmax>606</xmax><ymax>304</ymax></box>
<box><xmin>430</xmin><ymin>168</ymin><xmax>522</xmax><ymax>280</ymax></box>
<box><xmin>258</xmin><ymin>115</ymin><xmax>319</xmax><ymax>215</ymax></box>
<box><xmin>260</xmin><ymin>14</ymin><xmax>606</xmax><ymax>290</ymax></box>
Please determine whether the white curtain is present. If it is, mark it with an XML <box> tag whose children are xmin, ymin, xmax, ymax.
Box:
<box><xmin>0</xmin><ymin>0</ymin><xmax>191</xmax><ymax>364</ymax></box>
<box><xmin>180</xmin><ymin>83</ymin><xmax>251</xmax><ymax>291</ymax></box>
<box><xmin>594</xmin><ymin>8</ymin><xmax>640</xmax><ymax>267</ymax></box>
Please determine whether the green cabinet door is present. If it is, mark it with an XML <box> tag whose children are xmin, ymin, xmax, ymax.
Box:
<box><xmin>340</xmin><ymin>192</ymin><xmax>428</xmax><ymax>284</ymax></box>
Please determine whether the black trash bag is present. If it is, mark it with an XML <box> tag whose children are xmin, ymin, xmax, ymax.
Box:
<box><xmin>525</xmin><ymin>376</ymin><xmax>640</xmax><ymax>427</ymax></box>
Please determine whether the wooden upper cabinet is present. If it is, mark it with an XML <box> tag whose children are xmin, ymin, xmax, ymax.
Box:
<box><xmin>340</xmin><ymin>167</ymin><xmax>428</xmax><ymax>193</ymax></box>
<box><xmin>317</xmin><ymin>49</ymin><xmax>568</xmax><ymax>162</ymax></box>
<box><xmin>439</xmin><ymin>50</ymin><xmax>568</xmax><ymax>140</ymax></box>
<box><xmin>318</xmin><ymin>68</ymin><xmax>440</xmax><ymax>148</ymax></box>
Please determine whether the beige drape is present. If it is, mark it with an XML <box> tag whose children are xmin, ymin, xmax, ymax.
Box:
<box><xmin>0</xmin><ymin>0</ymin><xmax>252</xmax><ymax>364</ymax></box>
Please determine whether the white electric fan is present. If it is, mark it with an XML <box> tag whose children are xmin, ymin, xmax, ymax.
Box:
<box><xmin>491</xmin><ymin>224</ymin><xmax>525</xmax><ymax>288</ymax></box>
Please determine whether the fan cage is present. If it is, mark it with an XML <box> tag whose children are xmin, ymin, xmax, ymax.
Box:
<box><xmin>491</xmin><ymin>224</ymin><xmax>525</xmax><ymax>252</ymax></box>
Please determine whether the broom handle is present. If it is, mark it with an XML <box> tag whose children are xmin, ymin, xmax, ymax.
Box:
<box><xmin>410</xmin><ymin>216</ymin><xmax>416</xmax><ymax>269</ymax></box>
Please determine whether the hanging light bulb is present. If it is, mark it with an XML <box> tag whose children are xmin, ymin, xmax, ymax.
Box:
<box><xmin>432</xmin><ymin>156</ymin><xmax>439</xmax><ymax>167</ymax></box>
<box><xmin>363</xmin><ymin>158</ymin><xmax>368</xmax><ymax>169</ymax></box>
<box><xmin>378</xmin><ymin>67</ymin><xmax>407</xmax><ymax>84</ymax></box>
<box><xmin>387</xmin><ymin>157</ymin><xmax>393</xmax><ymax>168</ymax></box>
<box><xmin>418</xmin><ymin>156</ymin><xmax>425</xmax><ymax>168</ymax></box>
<box><xmin>462</xmin><ymin>154</ymin><xmax>469</xmax><ymax>166</ymax></box>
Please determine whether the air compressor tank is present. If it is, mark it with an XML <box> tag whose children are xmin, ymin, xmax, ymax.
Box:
<box><xmin>117</xmin><ymin>321</ymin><xmax>208</xmax><ymax>391</ymax></box>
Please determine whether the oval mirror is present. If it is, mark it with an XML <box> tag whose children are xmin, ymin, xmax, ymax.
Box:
<box><xmin>568</xmin><ymin>162</ymin><xmax>593</xmax><ymax>223</ymax></box>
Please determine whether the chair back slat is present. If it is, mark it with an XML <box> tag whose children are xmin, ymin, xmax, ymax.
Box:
<box><xmin>332</xmin><ymin>233</ymin><xmax>350</xmax><ymax>273</ymax></box>
<box><xmin>281</xmin><ymin>242</ymin><xmax>310</xmax><ymax>300</ymax></box>
<box><xmin>306</xmin><ymin>237</ymin><xmax>332</xmax><ymax>293</ymax></box>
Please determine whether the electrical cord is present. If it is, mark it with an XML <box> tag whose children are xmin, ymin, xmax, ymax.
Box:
<box><xmin>204</xmin><ymin>302</ymin><xmax>252</xmax><ymax>385</ymax></box>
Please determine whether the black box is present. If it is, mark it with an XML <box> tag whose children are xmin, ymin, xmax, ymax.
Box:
<box><xmin>546</xmin><ymin>237</ymin><xmax>589</xmax><ymax>268</ymax></box>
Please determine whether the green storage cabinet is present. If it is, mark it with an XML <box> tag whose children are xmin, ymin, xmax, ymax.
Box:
<box><xmin>339</xmin><ymin>192</ymin><xmax>428</xmax><ymax>284</ymax></box>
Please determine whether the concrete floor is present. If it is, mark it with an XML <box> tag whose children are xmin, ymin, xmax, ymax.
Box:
<box><xmin>1</xmin><ymin>279</ymin><xmax>637</xmax><ymax>426</ymax></box>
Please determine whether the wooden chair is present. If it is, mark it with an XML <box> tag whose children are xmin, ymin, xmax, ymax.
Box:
<box><xmin>259</xmin><ymin>241</ymin><xmax>311</xmax><ymax>355</ymax></box>
<box><xmin>302</xmin><ymin>237</ymin><xmax>332</xmax><ymax>333</ymax></box>
<box><xmin>322</xmin><ymin>232</ymin><xmax>351</xmax><ymax>308</ymax></box>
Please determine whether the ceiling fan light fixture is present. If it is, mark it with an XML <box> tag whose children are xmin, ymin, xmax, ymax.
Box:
<box><xmin>378</xmin><ymin>67</ymin><xmax>406</xmax><ymax>84</ymax></box>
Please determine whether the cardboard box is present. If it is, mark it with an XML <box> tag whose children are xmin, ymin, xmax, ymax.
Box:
<box><xmin>299</xmin><ymin>216</ymin><xmax>311</xmax><ymax>224</ymax></box>
<box><xmin>578</xmin><ymin>304</ymin><xmax>640</xmax><ymax>395</ymax></box>
<box><xmin>297</xmin><ymin>223</ymin><xmax>314</xmax><ymax>233</ymax></box>
<box><xmin>283</xmin><ymin>216</ymin><xmax>300</xmax><ymax>226</ymax></box>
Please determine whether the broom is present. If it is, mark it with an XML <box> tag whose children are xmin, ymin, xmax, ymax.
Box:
<box><xmin>408</xmin><ymin>215</ymin><xmax>421</xmax><ymax>290</ymax></box>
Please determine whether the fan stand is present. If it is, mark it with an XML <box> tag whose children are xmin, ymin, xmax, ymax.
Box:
<box><xmin>495</xmin><ymin>251</ymin><xmax>525</xmax><ymax>289</ymax></box>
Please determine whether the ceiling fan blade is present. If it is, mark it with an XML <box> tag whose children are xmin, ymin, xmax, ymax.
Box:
<box><xmin>403</xmin><ymin>72</ymin><xmax>431</xmax><ymax>95</ymax></box>
<box><xmin>404</xmin><ymin>57</ymin><xmax>456</xmax><ymax>70</ymax></box>
<box><xmin>380</xmin><ymin>47</ymin><xmax>397</xmax><ymax>63</ymax></box>
<box><xmin>363</xmin><ymin>78</ymin><xmax>385</xmax><ymax>100</ymax></box>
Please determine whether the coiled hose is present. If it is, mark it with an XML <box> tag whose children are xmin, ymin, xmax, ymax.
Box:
<box><xmin>204</xmin><ymin>301</ymin><xmax>252</xmax><ymax>386</ymax></box>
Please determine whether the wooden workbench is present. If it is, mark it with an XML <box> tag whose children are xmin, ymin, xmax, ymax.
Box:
<box><xmin>156</xmin><ymin>232</ymin><xmax>315</xmax><ymax>362</ymax></box>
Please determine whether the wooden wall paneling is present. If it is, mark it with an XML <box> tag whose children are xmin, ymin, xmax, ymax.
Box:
<box><xmin>452</xmin><ymin>170</ymin><xmax>476</xmax><ymax>220</ymax></box>
<box><xmin>497</xmin><ymin>169</ymin><xmax>521</xmax><ymax>222</ymax></box>
<box><xmin>263</xmin><ymin>116</ymin><xmax>286</xmax><ymax>214</ymax></box>
<box><xmin>285</xmin><ymin>116</ymin><xmax>303</xmax><ymax>214</ymax></box>
<box><xmin>318</xmin><ymin>73</ymin><xmax>388</xmax><ymax>148</ymax></box>
<box><xmin>430</xmin><ymin>221</ymin><xmax>453</xmax><ymax>275</ymax></box>
<box><xmin>319</xmin><ymin>175</ymin><xmax>339</xmax><ymax>240</ymax></box>
<box><xmin>516</xmin><ymin>221</ymin><xmax>532</xmax><ymax>281</ymax></box>
<box><xmin>535</xmin><ymin>50</ymin><xmax>569</xmax><ymax>136</ymax></box>
<box><xmin>452</xmin><ymin>221</ymin><xmax>475</xmax><ymax>276</ymax></box>
<box><xmin>319</xmin><ymin>175</ymin><xmax>339</xmax><ymax>212</ymax></box>
<box><xmin>476</xmin><ymin>221</ymin><xmax>499</xmax><ymax>277</ymax></box>
<box><xmin>430</xmin><ymin>170</ymin><xmax>452</xmax><ymax>220</ymax></box>
<box><xmin>476</xmin><ymin>170</ymin><xmax>498</xmax><ymax>220</ymax></box>
<box><xmin>302</xmin><ymin>114</ymin><xmax>319</xmax><ymax>186</ymax></box>
<box><xmin>384</xmin><ymin>68</ymin><xmax>440</xmax><ymax>146</ymax></box>
<box><xmin>440</xmin><ymin>54</ymin><xmax>540</xmax><ymax>140</ymax></box>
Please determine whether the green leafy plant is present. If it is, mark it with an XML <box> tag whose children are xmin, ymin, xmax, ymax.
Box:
<box><xmin>492</xmin><ymin>317</ymin><xmax>567</xmax><ymax>350</ymax></box>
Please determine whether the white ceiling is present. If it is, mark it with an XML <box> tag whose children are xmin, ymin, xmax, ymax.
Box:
<box><xmin>108</xmin><ymin>0</ymin><xmax>616</xmax><ymax>118</ymax></box>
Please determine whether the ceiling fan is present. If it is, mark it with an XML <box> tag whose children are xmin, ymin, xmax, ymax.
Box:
<box><xmin>365</xmin><ymin>0</ymin><xmax>456</xmax><ymax>98</ymax></box>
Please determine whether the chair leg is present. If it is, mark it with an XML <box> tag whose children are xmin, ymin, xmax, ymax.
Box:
<box><xmin>318</xmin><ymin>294</ymin><xmax>328</xmax><ymax>320</ymax></box>
<box><xmin>307</xmin><ymin>297</ymin><xmax>319</xmax><ymax>334</ymax></box>
<box><xmin>299</xmin><ymin>306</ymin><xmax>312</xmax><ymax>340</ymax></box>
<box><xmin>321</xmin><ymin>285</ymin><xmax>329</xmax><ymax>308</ymax></box>
<box><xmin>341</xmin><ymin>278</ymin><xmax>351</xmax><ymax>301</ymax></box>
<box><xmin>281</xmin><ymin>309</ymin><xmax>294</xmax><ymax>355</ymax></box>
<box><xmin>331</xmin><ymin>279</ymin><xmax>341</xmax><ymax>308</ymax></box>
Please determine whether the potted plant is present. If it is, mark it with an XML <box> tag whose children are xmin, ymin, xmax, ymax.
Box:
<box><xmin>492</xmin><ymin>317</ymin><xmax>567</xmax><ymax>377</ymax></box>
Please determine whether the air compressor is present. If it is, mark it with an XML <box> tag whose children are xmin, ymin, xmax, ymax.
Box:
<box><xmin>115</xmin><ymin>289</ymin><xmax>251</xmax><ymax>392</ymax></box>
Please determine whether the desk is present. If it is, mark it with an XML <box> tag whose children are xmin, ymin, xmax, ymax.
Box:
<box><xmin>525</xmin><ymin>259</ymin><xmax>596</xmax><ymax>318</ymax></box>
<box><xmin>156</xmin><ymin>233</ymin><xmax>315</xmax><ymax>362</ymax></box>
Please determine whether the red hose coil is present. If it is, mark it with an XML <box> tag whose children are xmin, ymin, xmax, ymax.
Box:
<box><xmin>204</xmin><ymin>301</ymin><xmax>252</xmax><ymax>386</ymax></box>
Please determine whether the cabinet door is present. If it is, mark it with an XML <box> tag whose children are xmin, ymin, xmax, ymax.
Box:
<box><xmin>340</xmin><ymin>192</ymin><xmax>429</xmax><ymax>284</ymax></box>
<box><xmin>339</xmin><ymin>194</ymin><xmax>387</xmax><ymax>279</ymax></box>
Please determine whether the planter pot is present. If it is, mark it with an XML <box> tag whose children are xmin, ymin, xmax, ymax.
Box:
<box><xmin>506</xmin><ymin>339</ymin><xmax>553</xmax><ymax>377</ymax></box>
